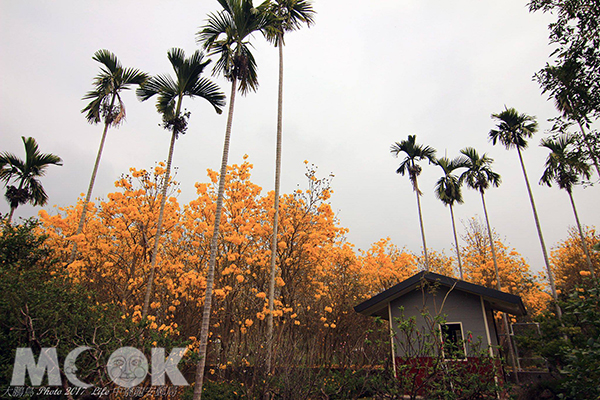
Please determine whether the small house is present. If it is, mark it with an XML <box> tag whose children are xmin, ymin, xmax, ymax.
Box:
<box><xmin>354</xmin><ymin>271</ymin><xmax>526</xmax><ymax>387</ymax></box>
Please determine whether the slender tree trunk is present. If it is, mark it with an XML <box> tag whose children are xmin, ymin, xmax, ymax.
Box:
<box><xmin>142</xmin><ymin>128</ymin><xmax>178</xmax><ymax>319</ymax></box>
<box><xmin>576</xmin><ymin>119</ymin><xmax>600</xmax><ymax>178</ymax></box>
<box><xmin>69</xmin><ymin>94</ymin><xmax>116</xmax><ymax>264</ymax></box>
<box><xmin>267</xmin><ymin>36</ymin><xmax>284</xmax><ymax>373</ymax></box>
<box><xmin>449</xmin><ymin>204</ymin><xmax>462</xmax><ymax>279</ymax></box>
<box><xmin>194</xmin><ymin>77</ymin><xmax>237</xmax><ymax>400</ymax></box>
<box><xmin>480</xmin><ymin>192</ymin><xmax>501</xmax><ymax>293</ymax></box>
<box><xmin>6</xmin><ymin>206</ymin><xmax>16</xmax><ymax>225</ymax></box>
<box><xmin>414</xmin><ymin>178</ymin><xmax>429</xmax><ymax>271</ymax></box>
<box><xmin>480</xmin><ymin>190</ymin><xmax>519</xmax><ymax>382</ymax></box>
<box><xmin>516</xmin><ymin>147</ymin><xmax>562</xmax><ymax>319</ymax></box>
<box><xmin>567</xmin><ymin>188</ymin><xmax>595</xmax><ymax>278</ymax></box>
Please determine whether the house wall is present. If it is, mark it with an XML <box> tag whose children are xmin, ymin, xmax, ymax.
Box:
<box><xmin>389</xmin><ymin>285</ymin><xmax>492</xmax><ymax>358</ymax></box>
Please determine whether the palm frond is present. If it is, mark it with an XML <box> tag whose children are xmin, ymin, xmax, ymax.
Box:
<box><xmin>82</xmin><ymin>50</ymin><xmax>147</xmax><ymax>126</ymax></box>
<box><xmin>93</xmin><ymin>49</ymin><xmax>121</xmax><ymax>73</ymax></box>
<box><xmin>490</xmin><ymin>106</ymin><xmax>538</xmax><ymax>150</ymax></box>
<box><xmin>138</xmin><ymin>48</ymin><xmax>225</xmax><ymax>134</ymax></box>
<box><xmin>459</xmin><ymin>147</ymin><xmax>501</xmax><ymax>193</ymax></box>
<box><xmin>1</xmin><ymin>137</ymin><xmax>61</xmax><ymax>210</ymax></box>
<box><xmin>197</xmin><ymin>0</ymin><xmax>262</xmax><ymax>93</ymax></box>
<box><xmin>434</xmin><ymin>156</ymin><xmax>464</xmax><ymax>206</ymax></box>
<box><xmin>539</xmin><ymin>134</ymin><xmax>591</xmax><ymax>190</ymax></box>
<box><xmin>190</xmin><ymin>78</ymin><xmax>227</xmax><ymax>114</ymax></box>
<box><xmin>261</xmin><ymin>0</ymin><xmax>315</xmax><ymax>45</ymax></box>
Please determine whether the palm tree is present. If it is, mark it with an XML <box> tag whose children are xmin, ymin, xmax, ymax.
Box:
<box><xmin>70</xmin><ymin>50</ymin><xmax>148</xmax><ymax>263</ymax></box>
<box><xmin>391</xmin><ymin>135</ymin><xmax>436</xmax><ymax>271</ymax></box>
<box><xmin>458</xmin><ymin>146</ymin><xmax>518</xmax><ymax>380</ymax></box>
<box><xmin>0</xmin><ymin>137</ymin><xmax>62</xmax><ymax>224</ymax></box>
<box><xmin>195</xmin><ymin>2</ymin><xmax>267</xmax><ymax>397</ymax></box>
<box><xmin>261</xmin><ymin>0</ymin><xmax>315</xmax><ymax>372</ymax></box>
<box><xmin>489</xmin><ymin>106</ymin><xmax>561</xmax><ymax>318</ymax></box>
<box><xmin>459</xmin><ymin>147</ymin><xmax>502</xmax><ymax>287</ymax></box>
<box><xmin>540</xmin><ymin>134</ymin><xmax>595</xmax><ymax>278</ymax></box>
<box><xmin>434</xmin><ymin>156</ymin><xmax>465</xmax><ymax>279</ymax></box>
<box><xmin>136</xmin><ymin>48</ymin><xmax>225</xmax><ymax>319</ymax></box>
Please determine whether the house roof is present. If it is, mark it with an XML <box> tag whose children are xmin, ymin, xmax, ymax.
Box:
<box><xmin>354</xmin><ymin>271</ymin><xmax>527</xmax><ymax>318</ymax></box>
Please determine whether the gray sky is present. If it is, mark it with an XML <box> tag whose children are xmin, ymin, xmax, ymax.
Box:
<box><xmin>1</xmin><ymin>1</ymin><xmax>598</xmax><ymax>275</ymax></box>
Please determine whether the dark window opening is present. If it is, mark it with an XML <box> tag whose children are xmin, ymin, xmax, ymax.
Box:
<box><xmin>441</xmin><ymin>323</ymin><xmax>466</xmax><ymax>359</ymax></box>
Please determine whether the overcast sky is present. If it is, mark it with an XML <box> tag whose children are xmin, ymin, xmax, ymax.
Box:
<box><xmin>1</xmin><ymin>1</ymin><xmax>598</xmax><ymax>276</ymax></box>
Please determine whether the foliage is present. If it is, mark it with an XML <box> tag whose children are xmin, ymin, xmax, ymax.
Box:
<box><xmin>557</xmin><ymin>278</ymin><xmax>600</xmax><ymax>399</ymax></box>
<box><xmin>38</xmin><ymin>159</ymin><xmax>381</xmax><ymax>371</ymax></box>
<box><xmin>0</xmin><ymin>219</ymin><xmax>136</xmax><ymax>389</ymax></box>
<box><xmin>0</xmin><ymin>137</ymin><xmax>62</xmax><ymax>223</ymax></box>
<box><xmin>490</xmin><ymin>107</ymin><xmax>539</xmax><ymax>150</ymax></box>
<box><xmin>31</xmin><ymin>156</ymin><xmax>598</xmax><ymax>397</ymax></box>
<box><xmin>260</xmin><ymin>0</ymin><xmax>315</xmax><ymax>47</ymax></box>
<box><xmin>434</xmin><ymin>156</ymin><xmax>465</xmax><ymax>207</ymax></box>
<box><xmin>390</xmin><ymin>135</ymin><xmax>437</xmax><ymax>195</ymax></box>
<box><xmin>529</xmin><ymin>0</ymin><xmax>600</xmax><ymax>119</ymax></box>
<box><xmin>461</xmin><ymin>218</ymin><xmax>551</xmax><ymax>317</ymax></box>
<box><xmin>81</xmin><ymin>49</ymin><xmax>148</xmax><ymax>126</ymax></box>
<box><xmin>551</xmin><ymin>226</ymin><xmax>600</xmax><ymax>292</ymax></box>
<box><xmin>521</xmin><ymin>277</ymin><xmax>600</xmax><ymax>400</ymax></box>
<box><xmin>136</xmin><ymin>48</ymin><xmax>225</xmax><ymax>136</ymax></box>
<box><xmin>197</xmin><ymin>0</ymin><xmax>269</xmax><ymax>94</ymax></box>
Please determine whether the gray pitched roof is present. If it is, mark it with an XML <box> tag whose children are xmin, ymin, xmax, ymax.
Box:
<box><xmin>354</xmin><ymin>271</ymin><xmax>527</xmax><ymax>318</ymax></box>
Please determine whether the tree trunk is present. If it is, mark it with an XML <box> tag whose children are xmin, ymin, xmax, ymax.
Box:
<box><xmin>480</xmin><ymin>191</ymin><xmax>519</xmax><ymax>382</ymax></box>
<box><xmin>449</xmin><ymin>204</ymin><xmax>462</xmax><ymax>279</ymax></box>
<box><xmin>414</xmin><ymin>177</ymin><xmax>429</xmax><ymax>271</ymax></box>
<box><xmin>6</xmin><ymin>206</ymin><xmax>16</xmax><ymax>225</ymax></box>
<box><xmin>516</xmin><ymin>147</ymin><xmax>562</xmax><ymax>319</ymax></box>
<box><xmin>142</xmin><ymin>128</ymin><xmax>178</xmax><ymax>319</ymax></box>
<box><xmin>567</xmin><ymin>188</ymin><xmax>595</xmax><ymax>278</ymax></box>
<box><xmin>576</xmin><ymin>118</ymin><xmax>600</xmax><ymax>178</ymax></box>
<box><xmin>267</xmin><ymin>36</ymin><xmax>284</xmax><ymax>373</ymax></box>
<box><xmin>194</xmin><ymin>77</ymin><xmax>237</xmax><ymax>400</ymax></box>
<box><xmin>69</xmin><ymin>94</ymin><xmax>116</xmax><ymax>264</ymax></box>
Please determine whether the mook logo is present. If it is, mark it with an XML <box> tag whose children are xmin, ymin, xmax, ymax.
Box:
<box><xmin>10</xmin><ymin>346</ymin><xmax>188</xmax><ymax>388</ymax></box>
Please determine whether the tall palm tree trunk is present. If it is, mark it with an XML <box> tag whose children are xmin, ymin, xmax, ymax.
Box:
<box><xmin>194</xmin><ymin>77</ymin><xmax>237</xmax><ymax>400</ymax></box>
<box><xmin>567</xmin><ymin>188</ymin><xmax>595</xmax><ymax>278</ymax></box>
<box><xmin>69</xmin><ymin>98</ymin><xmax>116</xmax><ymax>264</ymax></box>
<box><xmin>449</xmin><ymin>204</ymin><xmax>463</xmax><ymax>279</ymax></box>
<box><xmin>516</xmin><ymin>147</ymin><xmax>562</xmax><ymax>318</ymax></box>
<box><xmin>267</xmin><ymin>37</ymin><xmax>284</xmax><ymax>373</ymax></box>
<box><xmin>414</xmin><ymin>178</ymin><xmax>429</xmax><ymax>271</ymax></box>
<box><xmin>142</xmin><ymin>127</ymin><xmax>178</xmax><ymax>319</ymax></box>
<box><xmin>480</xmin><ymin>191</ymin><xmax>519</xmax><ymax>381</ymax></box>
<box><xmin>480</xmin><ymin>192</ymin><xmax>501</xmax><ymax>296</ymax></box>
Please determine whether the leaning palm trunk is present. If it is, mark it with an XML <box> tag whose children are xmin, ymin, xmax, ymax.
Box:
<box><xmin>194</xmin><ymin>77</ymin><xmax>237</xmax><ymax>400</ymax></box>
<box><xmin>449</xmin><ymin>204</ymin><xmax>463</xmax><ymax>279</ymax></box>
<box><xmin>567</xmin><ymin>188</ymin><xmax>595</xmax><ymax>278</ymax></box>
<box><xmin>516</xmin><ymin>147</ymin><xmax>562</xmax><ymax>318</ymax></box>
<box><xmin>142</xmin><ymin>127</ymin><xmax>178</xmax><ymax>319</ymax></box>
<box><xmin>69</xmin><ymin>94</ymin><xmax>116</xmax><ymax>264</ymax></box>
<box><xmin>7</xmin><ymin>204</ymin><xmax>17</xmax><ymax>225</ymax></box>
<box><xmin>480</xmin><ymin>191</ymin><xmax>519</xmax><ymax>382</ymax></box>
<box><xmin>414</xmin><ymin>178</ymin><xmax>430</xmax><ymax>271</ymax></box>
<box><xmin>267</xmin><ymin>37</ymin><xmax>284</xmax><ymax>373</ymax></box>
<box><xmin>6</xmin><ymin>209</ymin><xmax>15</xmax><ymax>225</ymax></box>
